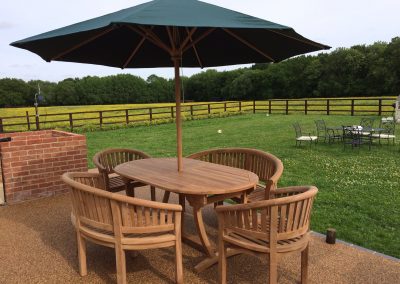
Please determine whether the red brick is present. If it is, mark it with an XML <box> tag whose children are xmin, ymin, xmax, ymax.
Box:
<box><xmin>11</xmin><ymin>150</ymin><xmax>28</xmax><ymax>157</ymax></box>
<box><xmin>11</xmin><ymin>161</ymin><xmax>28</xmax><ymax>167</ymax></box>
<box><xmin>2</xmin><ymin>130</ymin><xmax>87</xmax><ymax>203</ymax></box>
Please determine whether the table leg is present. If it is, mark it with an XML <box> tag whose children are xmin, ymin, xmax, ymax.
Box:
<box><xmin>194</xmin><ymin>248</ymin><xmax>242</xmax><ymax>273</ymax></box>
<box><xmin>183</xmin><ymin>195</ymin><xmax>215</xmax><ymax>257</ymax></box>
<box><xmin>192</xmin><ymin>203</ymin><xmax>214</xmax><ymax>257</ymax></box>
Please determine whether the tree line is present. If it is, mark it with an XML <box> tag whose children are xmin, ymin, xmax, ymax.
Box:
<box><xmin>1</xmin><ymin>37</ymin><xmax>399</xmax><ymax>108</ymax></box>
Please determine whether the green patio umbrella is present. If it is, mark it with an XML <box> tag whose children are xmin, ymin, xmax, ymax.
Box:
<box><xmin>11</xmin><ymin>0</ymin><xmax>330</xmax><ymax>171</ymax></box>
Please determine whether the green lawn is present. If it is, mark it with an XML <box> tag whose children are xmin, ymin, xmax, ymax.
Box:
<box><xmin>85</xmin><ymin>113</ymin><xmax>400</xmax><ymax>258</ymax></box>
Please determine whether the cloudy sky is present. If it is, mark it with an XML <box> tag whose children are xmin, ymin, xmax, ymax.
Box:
<box><xmin>1</xmin><ymin>0</ymin><xmax>399</xmax><ymax>82</ymax></box>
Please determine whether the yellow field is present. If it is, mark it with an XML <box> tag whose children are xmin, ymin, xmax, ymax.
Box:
<box><xmin>0</xmin><ymin>97</ymin><xmax>395</xmax><ymax>132</ymax></box>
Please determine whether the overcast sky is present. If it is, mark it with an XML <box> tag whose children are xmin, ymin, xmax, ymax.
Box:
<box><xmin>1</xmin><ymin>0</ymin><xmax>399</xmax><ymax>82</ymax></box>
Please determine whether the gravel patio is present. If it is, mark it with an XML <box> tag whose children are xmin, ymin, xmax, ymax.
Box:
<box><xmin>1</xmin><ymin>188</ymin><xmax>399</xmax><ymax>283</ymax></box>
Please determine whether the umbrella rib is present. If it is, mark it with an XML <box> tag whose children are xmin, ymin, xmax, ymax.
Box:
<box><xmin>266</xmin><ymin>29</ymin><xmax>329</xmax><ymax>49</ymax></box>
<box><xmin>183</xmin><ymin>27</ymin><xmax>203</xmax><ymax>68</ymax></box>
<box><xmin>166</xmin><ymin>27</ymin><xmax>176</xmax><ymax>53</ymax></box>
<box><xmin>127</xmin><ymin>26</ymin><xmax>172</xmax><ymax>54</ymax></box>
<box><xmin>180</xmin><ymin>27</ymin><xmax>197</xmax><ymax>51</ymax></box>
<box><xmin>50</xmin><ymin>26</ymin><xmax>116</xmax><ymax>61</ymax></box>
<box><xmin>122</xmin><ymin>36</ymin><xmax>146</xmax><ymax>69</ymax></box>
<box><xmin>182</xmin><ymin>28</ymin><xmax>216</xmax><ymax>53</ymax></box>
<box><xmin>222</xmin><ymin>28</ymin><xmax>275</xmax><ymax>62</ymax></box>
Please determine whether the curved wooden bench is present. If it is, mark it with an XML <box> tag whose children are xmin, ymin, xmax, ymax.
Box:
<box><xmin>186</xmin><ymin>148</ymin><xmax>284</xmax><ymax>203</ymax></box>
<box><xmin>62</xmin><ymin>172</ymin><xmax>183</xmax><ymax>284</ymax></box>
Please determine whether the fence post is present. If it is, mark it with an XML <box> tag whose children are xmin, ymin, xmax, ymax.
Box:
<box><xmin>26</xmin><ymin>111</ymin><xmax>31</xmax><ymax>131</ymax></box>
<box><xmin>0</xmin><ymin>118</ymin><xmax>3</xmax><ymax>133</ymax></box>
<box><xmin>304</xmin><ymin>99</ymin><xmax>308</xmax><ymax>115</ymax></box>
<box><xmin>208</xmin><ymin>104</ymin><xmax>211</xmax><ymax>115</ymax></box>
<box><xmin>286</xmin><ymin>100</ymin><xmax>289</xmax><ymax>115</ymax></box>
<box><xmin>149</xmin><ymin>108</ymin><xmax>153</xmax><ymax>122</ymax></box>
<box><xmin>190</xmin><ymin>105</ymin><xmax>193</xmax><ymax>117</ymax></box>
<box><xmin>69</xmin><ymin>113</ymin><xmax>73</xmax><ymax>131</ymax></box>
<box><xmin>35</xmin><ymin>114</ymin><xmax>40</xmax><ymax>130</ymax></box>
<box><xmin>253</xmin><ymin>100</ymin><xmax>256</xmax><ymax>114</ymax></box>
<box><xmin>239</xmin><ymin>101</ymin><xmax>242</xmax><ymax>112</ymax></box>
<box><xmin>125</xmin><ymin>109</ymin><xmax>129</xmax><ymax>125</ymax></box>
<box><xmin>269</xmin><ymin>100</ymin><xmax>272</xmax><ymax>114</ymax></box>
<box><xmin>351</xmin><ymin>99</ymin><xmax>355</xmax><ymax>116</ymax></box>
<box><xmin>171</xmin><ymin>106</ymin><xmax>174</xmax><ymax>118</ymax></box>
<box><xmin>378</xmin><ymin>99</ymin><xmax>382</xmax><ymax>116</ymax></box>
<box><xmin>99</xmin><ymin>111</ymin><xmax>103</xmax><ymax>128</ymax></box>
<box><xmin>327</xmin><ymin>99</ymin><xmax>330</xmax><ymax>115</ymax></box>
<box><xmin>224</xmin><ymin>102</ymin><xmax>227</xmax><ymax>112</ymax></box>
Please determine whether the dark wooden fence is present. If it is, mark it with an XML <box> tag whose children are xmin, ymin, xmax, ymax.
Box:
<box><xmin>0</xmin><ymin>98</ymin><xmax>395</xmax><ymax>133</ymax></box>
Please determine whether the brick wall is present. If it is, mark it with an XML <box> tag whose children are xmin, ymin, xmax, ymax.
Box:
<box><xmin>0</xmin><ymin>130</ymin><xmax>87</xmax><ymax>204</ymax></box>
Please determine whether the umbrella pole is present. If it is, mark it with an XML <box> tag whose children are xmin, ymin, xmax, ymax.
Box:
<box><xmin>173</xmin><ymin>57</ymin><xmax>183</xmax><ymax>172</ymax></box>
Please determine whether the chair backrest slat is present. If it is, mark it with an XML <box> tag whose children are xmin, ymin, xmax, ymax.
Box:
<box><xmin>62</xmin><ymin>172</ymin><xmax>182</xmax><ymax>236</ymax></box>
<box><xmin>67</xmin><ymin>175</ymin><xmax>114</xmax><ymax>233</ymax></box>
<box><xmin>217</xmin><ymin>185</ymin><xmax>318</xmax><ymax>247</ymax></box>
<box><xmin>187</xmin><ymin>148</ymin><xmax>283</xmax><ymax>186</ymax></box>
<box><xmin>93</xmin><ymin>148</ymin><xmax>151</xmax><ymax>191</ymax></box>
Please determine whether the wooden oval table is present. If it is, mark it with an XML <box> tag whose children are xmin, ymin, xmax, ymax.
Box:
<box><xmin>115</xmin><ymin>157</ymin><xmax>258</xmax><ymax>270</ymax></box>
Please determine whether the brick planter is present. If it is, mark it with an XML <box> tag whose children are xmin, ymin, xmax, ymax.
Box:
<box><xmin>0</xmin><ymin>130</ymin><xmax>87</xmax><ymax>204</ymax></box>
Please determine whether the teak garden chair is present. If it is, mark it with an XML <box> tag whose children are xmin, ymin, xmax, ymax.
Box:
<box><xmin>93</xmin><ymin>148</ymin><xmax>157</xmax><ymax>201</ymax></box>
<box><xmin>216</xmin><ymin>185</ymin><xmax>318</xmax><ymax>284</ymax></box>
<box><xmin>185</xmin><ymin>148</ymin><xmax>283</xmax><ymax>204</ymax></box>
<box><xmin>62</xmin><ymin>172</ymin><xmax>183</xmax><ymax>284</ymax></box>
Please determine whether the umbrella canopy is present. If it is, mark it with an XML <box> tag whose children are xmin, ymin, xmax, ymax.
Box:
<box><xmin>11</xmin><ymin>0</ymin><xmax>330</xmax><ymax>171</ymax></box>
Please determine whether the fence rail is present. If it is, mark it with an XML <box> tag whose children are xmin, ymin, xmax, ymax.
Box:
<box><xmin>0</xmin><ymin>98</ymin><xmax>395</xmax><ymax>133</ymax></box>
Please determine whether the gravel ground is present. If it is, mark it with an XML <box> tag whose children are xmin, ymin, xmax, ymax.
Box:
<box><xmin>0</xmin><ymin>188</ymin><xmax>399</xmax><ymax>284</ymax></box>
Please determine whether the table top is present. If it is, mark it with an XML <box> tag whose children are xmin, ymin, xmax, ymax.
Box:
<box><xmin>342</xmin><ymin>126</ymin><xmax>385</xmax><ymax>133</ymax></box>
<box><xmin>114</xmin><ymin>158</ymin><xmax>259</xmax><ymax>195</ymax></box>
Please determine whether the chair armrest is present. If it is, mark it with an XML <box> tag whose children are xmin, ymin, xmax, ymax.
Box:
<box><xmin>93</xmin><ymin>153</ymin><xmax>107</xmax><ymax>172</ymax></box>
<box><xmin>215</xmin><ymin>198</ymin><xmax>275</xmax><ymax>213</ymax></box>
<box><xmin>110</xmin><ymin>192</ymin><xmax>183</xmax><ymax>212</ymax></box>
<box><xmin>270</xmin><ymin>186</ymin><xmax>308</xmax><ymax>198</ymax></box>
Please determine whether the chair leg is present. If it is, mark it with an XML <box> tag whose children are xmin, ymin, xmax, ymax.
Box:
<box><xmin>214</xmin><ymin>200</ymin><xmax>224</xmax><ymax>208</ymax></box>
<box><xmin>175</xmin><ymin>240</ymin><xmax>183</xmax><ymax>284</ymax></box>
<box><xmin>77</xmin><ymin>232</ymin><xmax>87</xmax><ymax>276</ymax></box>
<box><xmin>269</xmin><ymin>253</ymin><xmax>278</xmax><ymax>284</ymax></box>
<box><xmin>126</xmin><ymin>185</ymin><xmax>135</xmax><ymax>197</ymax></box>
<box><xmin>301</xmin><ymin>245</ymin><xmax>309</xmax><ymax>284</ymax></box>
<box><xmin>162</xmin><ymin>191</ymin><xmax>171</xmax><ymax>203</ymax></box>
<box><xmin>150</xmin><ymin>186</ymin><xmax>156</xmax><ymax>201</ymax></box>
<box><xmin>115</xmin><ymin>245</ymin><xmax>126</xmax><ymax>284</ymax></box>
<box><xmin>218</xmin><ymin>242</ymin><xmax>227</xmax><ymax>284</ymax></box>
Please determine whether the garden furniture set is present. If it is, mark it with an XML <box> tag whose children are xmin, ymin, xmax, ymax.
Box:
<box><xmin>294</xmin><ymin>117</ymin><xmax>396</xmax><ymax>149</ymax></box>
<box><xmin>62</xmin><ymin>147</ymin><xmax>318</xmax><ymax>284</ymax></box>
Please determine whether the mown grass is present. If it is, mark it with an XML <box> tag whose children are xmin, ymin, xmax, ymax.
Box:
<box><xmin>84</xmin><ymin>113</ymin><xmax>400</xmax><ymax>258</ymax></box>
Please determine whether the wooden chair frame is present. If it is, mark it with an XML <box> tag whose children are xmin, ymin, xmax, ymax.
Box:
<box><xmin>185</xmin><ymin>148</ymin><xmax>283</xmax><ymax>203</ymax></box>
<box><xmin>216</xmin><ymin>186</ymin><xmax>318</xmax><ymax>284</ymax></box>
<box><xmin>93</xmin><ymin>148</ymin><xmax>157</xmax><ymax>201</ymax></box>
<box><xmin>62</xmin><ymin>172</ymin><xmax>183</xmax><ymax>284</ymax></box>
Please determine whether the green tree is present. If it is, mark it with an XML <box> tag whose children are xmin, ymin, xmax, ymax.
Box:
<box><xmin>0</xmin><ymin>78</ymin><xmax>34</xmax><ymax>107</ymax></box>
<box><xmin>54</xmin><ymin>78</ymin><xmax>79</xmax><ymax>105</ymax></box>
<box><xmin>147</xmin><ymin>75</ymin><xmax>174</xmax><ymax>102</ymax></box>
